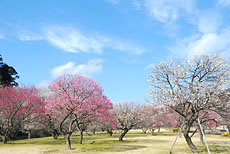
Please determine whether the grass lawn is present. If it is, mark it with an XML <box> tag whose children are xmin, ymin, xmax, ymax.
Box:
<box><xmin>0</xmin><ymin>130</ymin><xmax>229</xmax><ymax>154</ymax></box>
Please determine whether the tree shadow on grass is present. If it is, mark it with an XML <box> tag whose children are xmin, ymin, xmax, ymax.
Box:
<box><xmin>112</xmin><ymin>145</ymin><xmax>147</xmax><ymax>152</ymax></box>
<box><xmin>135</xmin><ymin>139</ymin><xmax>171</xmax><ymax>143</ymax></box>
<box><xmin>81</xmin><ymin>144</ymin><xmax>147</xmax><ymax>153</ymax></box>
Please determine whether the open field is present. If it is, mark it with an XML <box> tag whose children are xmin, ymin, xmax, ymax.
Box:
<box><xmin>0</xmin><ymin>130</ymin><xmax>230</xmax><ymax>154</ymax></box>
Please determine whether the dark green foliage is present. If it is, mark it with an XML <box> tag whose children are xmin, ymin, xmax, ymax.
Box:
<box><xmin>0</xmin><ymin>55</ymin><xmax>19</xmax><ymax>86</ymax></box>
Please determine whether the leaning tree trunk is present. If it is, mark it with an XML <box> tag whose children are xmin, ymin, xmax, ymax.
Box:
<box><xmin>79</xmin><ymin>130</ymin><xmax>84</xmax><ymax>144</ymax></box>
<box><xmin>65</xmin><ymin>133</ymin><xmax>72</xmax><ymax>150</ymax></box>
<box><xmin>119</xmin><ymin>128</ymin><xmax>129</xmax><ymax>141</ymax></box>
<box><xmin>184</xmin><ymin>132</ymin><xmax>199</xmax><ymax>154</ymax></box>
<box><xmin>197</xmin><ymin>126</ymin><xmax>204</xmax><ymax>144</ymax></box>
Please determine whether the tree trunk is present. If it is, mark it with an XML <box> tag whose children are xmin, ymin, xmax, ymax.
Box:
<box><xmin>52</xmin><ymin>130</ymin><xmax>59</xmax><ymax>140</ymax></box>
<box><xmin>142</xmin><ymin>128</ymin><xmax>147</xmax><ymax>134</ymax></box>
<box><xmin>2</xmin><ymin>135</ymin><xmax>7</xmax><ymax>144</ymax></box>
<box><xmin>227</xmin><ymin>125</ymin><xmax>230</xmax><ymax>137</ymax></box>
<box><xmin>184</xmin><ymin>133</ymin><xmax>198</xmax><ymax>154</ymax></box>
<box><xmin>119</xmin><ymin>128</ymin><xmax>129</xmax><ymax>141</ymax></box>
<box><xmin>197</xmin><ymin>126</ymin><xmax>204</xmax><ymax>144</ymax></box>
<box><xmin>158</xmin><ymin>127</ymin><xmax>160</xmax><ymax>132</ymax></box>
<box><xmin>80</xmin><ymin>130</ymin><xmax>84</xmax><ymax>144</ymax></box>
<box><xmin>227</xmin><ymin>124</ymin><xmax>230</xmax><ymax>137</ymax></box>
<box><xmin>65</xmin><ymin>133</ymin><xmax>72</xmax><ymax>150</ymax></box>
<box><xmin>107</xmin><ymin>129</ymin><xmax>113</xmax><ymax>136</ymax></box>
<box><xmin>151</xmin><ymin>129</ymin><xmax>155</xmax><ymax>135</ymax></box>
<box><xmin>28</xmin><ymin>131</ymin><xmax>31</xmax><ymax>139</ymax></box>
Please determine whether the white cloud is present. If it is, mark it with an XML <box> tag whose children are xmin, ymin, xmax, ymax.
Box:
<box><xmin>51</xmin><ymin>59</ymin><xmax>104</xmax><ymax>78</ymax></box>
<box><xmin>144</xmin><ymin>0</ymin><xmax>195</xmax><ymax>22</ymax></box>
<box><xmin>44</xmin><ymin>26</ymin><xmax>104</xmax><ymax>54</ymax></box>
<box><xmin>217</xmin><ymin>0</ymin><xmax>230</xmax><ymax>6</ymax></box>
<box><xmin>44</xmin><ymin>25</ymin><xmax>145</xmax><ymax>55</ymax></box>
<box><xmin>197</xmin><ymin>12</ymin><xmax>222</xmax><ymax>34</ymax></box>
<box><xmin>170</xmin><ymin>28</ymin><xmax>230</xmax><ymax>58</ymax></box>
<box><xmin>0</xmin><ymin>33</ymin><xmax>4</xmax><ymax>39</ymax></box>
<box><xmin>16</xmin><ymin>25</ymin><xmax>145</xmax><ymax>55</ymax></box>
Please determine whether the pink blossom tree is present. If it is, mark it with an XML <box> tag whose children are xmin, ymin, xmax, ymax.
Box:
<box><xmin>0</xmin><ymin>86</ymin><xmax>44</xmax><ymax>143</ymax></box>
<box><xmin>195</xmin><ymin>110</ymin><xmax>223</xmax><ymax>144</ymax></box>
<box><xmin>88</xmin><ymin>110</ymin><xmax>116</xmax><ymax>136</ymax></box>
<box><xmin>38</xmin><ymin>88</ymin><xmax>60</xmax><ymax>139</ymax></box>
<box><xmin>137</xmin><ymin>104</ymin><xmax>180</xmax><ymax>135</ymax></box>
<box><xmin>99</xmin><ymin>111</ymin><xmax>117</xmax><ymax>136</ymax></box>
<box><xmin>154</xmin><ymin>108</ymin><xmax>180</xmax><ymax>132</ymax></box>
<box><xmin>46</xmin><ymin>74</ymin><xmax>114</xmax><ymax>150</ymax></box>
<box><xmin>39</xmin><ymin>106</ymin><xmax>61</xmax><ymax>139</ymax></box>
<box><xmin>213</xmin><ymin>89</ymin><xmax>230</xmax><ymax>135</ymax></box>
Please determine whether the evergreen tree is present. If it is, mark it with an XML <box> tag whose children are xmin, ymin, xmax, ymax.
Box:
<box><xmin>0</xmin><ymin>55</ymin><xmax>19</xmax><ymax>86</ymax></box>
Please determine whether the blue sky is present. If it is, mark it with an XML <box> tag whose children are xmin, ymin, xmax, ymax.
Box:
<box><xmin>1</xmin><ymin>0</ymin><xmax>230</xmax><ymax>103</ymax></box>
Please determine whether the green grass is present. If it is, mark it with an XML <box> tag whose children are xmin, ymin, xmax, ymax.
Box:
<box><xmin>0</xmin><ymin>132</ymin><xmax>143</xmax><ymax>153</ymax></box>
<box><xmin>0</xmin><ymin>131</ymin><xmax>230</xmax><ymax>154</ymax></box>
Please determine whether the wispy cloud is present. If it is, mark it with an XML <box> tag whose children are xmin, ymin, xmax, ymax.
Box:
<box><xmin>44</xmin><ymin>25</ymin><xmax>145</xmax><ymax>55</ymax></box>
<box><xmin>51</xmin><ymin>59</ymin><xmax>104</xmax><ymax>78</ymax></box>
<box><xmin>44</xmin><ymin>26</ymin><xmax>104</xmax><ymax>54</ymax></box>
<box><xmin>132</xmin><ymin>0</ymin><xmax>141</xmax><ymax>10</ymax></box>
<box><xmin>18</xmin><ymin>33</ymin><xmax>44</xmax><ymax>41</ymax></box>
<box><xmin>106</xmin><ymin>0</ymin><xmax>120</xmax><ymax>4</ymax></box>
<box><xmin>144</xmin><ymin>0</ymin><xmax>196</xmax><ymax>23</ymax></box>
<box><xmin>197</xmin><ymin>11</ymin><xmax>222</xmax><ymax>34</ymax></box>
<box><xmin>108</xmin><ymin>38</ymin><xmax>145</xmax><ymax>55</ymax></box>
<box><xmin>217</xmin><ymin>0</ymin><xmax>230</xmax><ymax>6</ymax></box>
<box><xmin>144</xmin><ymin>63</ymin><xmax>154</xmax><ymax>70</ymax></box>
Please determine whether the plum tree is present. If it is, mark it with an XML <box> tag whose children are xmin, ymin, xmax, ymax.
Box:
<box><xmin>0</xmin><ymin>86</ymin><xmax>44</xmax><ymax>143</ymax></box>
<box><xmin>46</xmin><ymin>74</ymin><xmax>114</xmax><ymax>149</ymax></box>
<box><xmin>148</xmin><ymin>54</ymin><xmax>230</xmax><ymax>153</ymax></box>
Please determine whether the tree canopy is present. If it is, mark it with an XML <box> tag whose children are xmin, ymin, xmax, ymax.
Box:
<box><xmin>148</xmin><ymin>54</ymin><xmax>230</xmax><ymax>153</ymax></box>
<box><xmin>0</xmin><ymin>55</ymin><xmax>19</xmax><ymax>86</ymax></box>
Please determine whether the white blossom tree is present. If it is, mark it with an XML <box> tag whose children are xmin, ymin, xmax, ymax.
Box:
<box><xmin>137</xmin><ymin>104</ymin><xmax>156</xmax><ymax>134</ymax></box>
<box><xmin>148</xmin><ymin>54</ymin><xmax>230</xmax><ymax>153</ymax></box>
<box><xmin>114</xmin><ymin>103</ymin><xmax>142</xmax><ymax>141</ymax></box>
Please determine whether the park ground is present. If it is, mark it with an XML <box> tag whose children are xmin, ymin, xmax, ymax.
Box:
<box><xmin>0</xmin><ymin>129</ymin><xmax>230</xmax><ymax>154</ymax></box>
